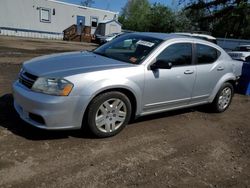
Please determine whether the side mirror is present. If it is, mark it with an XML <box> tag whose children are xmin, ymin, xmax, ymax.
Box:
<box><xmin>150</xmin><ymin>59</ymin><xmax>172</xmax><ymax>70</ymax></box>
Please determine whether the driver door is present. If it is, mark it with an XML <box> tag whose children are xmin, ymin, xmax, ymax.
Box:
<box><xmin>143</xmin><ymin>42</ymin><xmax>196</xmax><ymax>114</ymax></box>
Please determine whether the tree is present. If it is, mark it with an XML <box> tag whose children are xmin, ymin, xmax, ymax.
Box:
<box><xmin>147</xmin><ymin>3</ymin><xmax>176</xmax><ymax>33</ymax></box>
<box><xmin>81</xmin><ymin>0</ymin><xmax>94</xmax><ymax>7</ymax></box>
<box><xmin>119</xmin><ymin>0</ymin><xmax>151</xmax><ymax>31</ymax></box>
<box><xmin>119</xmin><ymin>1</ymin><xmax>192</xmax><ymax>33</ymax></box>
<box><xmin>182</xmin><ymin>0</ymin><xmax>250</xmax><ymax>38</ymax></box>
<box><xmin>174</xmin><ymin>11</ymin><xmax>192</xmax><ymax>32</ymax></box>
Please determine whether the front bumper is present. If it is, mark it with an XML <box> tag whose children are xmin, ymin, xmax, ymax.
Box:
<box><xmin>12</xmin><ymin>81</ymin><xmax>89</xmax><ymax>130</ymax></box>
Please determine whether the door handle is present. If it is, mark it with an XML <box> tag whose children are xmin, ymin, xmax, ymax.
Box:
<box><xmin>217</xmin><ymin>67</ymin><xmax>224</xmax><ymax>71</ymax></box>
<box><xmin>184</xmin><ymin>70</ymin><xmax>194</xmax><ymax>74</ymax></box>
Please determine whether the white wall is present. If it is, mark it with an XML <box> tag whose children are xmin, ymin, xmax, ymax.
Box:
<box><xmin>0</xmin><ymin>28</ymin><xmax>63</xmax><ymax>39</ymax></box>
<box><xmin>0</xmin><ymin>0</ymin><xmax>118</xmax><ymax>39</ymax></box>
<box><xmin>105</xmin><ymin>22</ymin><xmax>121</xmax><ymax>35</ymax></box>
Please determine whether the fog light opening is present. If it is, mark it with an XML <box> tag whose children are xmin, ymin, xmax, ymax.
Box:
<box><xmin>29</xmin><ymin>113</ymin><xmax>45</xmax><ymax>125</ymax></box>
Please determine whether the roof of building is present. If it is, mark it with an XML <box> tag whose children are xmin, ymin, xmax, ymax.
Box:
<box><xmin>98</xmin><ymin>19</ymin><xmax>122</xmax><ymax>26</ymax></box>
<box><xmin>48</xmin><ymin>0</ymin><xmax>119</xmax><ymax>15</ymax></box>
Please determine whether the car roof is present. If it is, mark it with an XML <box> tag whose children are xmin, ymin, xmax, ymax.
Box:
<box><xmin>133</xmin><ymin>32</ymin><xmax>190</xmax><ymax>40</ymax></box>
<box><xmin>174</xmin><ymin>32</ymin><xmax>216</xmax><ymax>40</ymax></box>
<box><xmin>124</xmin><ymin>32</ymin><xmax>220</xmax><ymax>48</ymax></box>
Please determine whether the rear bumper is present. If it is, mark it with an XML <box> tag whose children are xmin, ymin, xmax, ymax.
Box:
<box><xmin>12</xmin><ymin>81</ymin><xmax>90</xmax><ymax>130</ymax></box>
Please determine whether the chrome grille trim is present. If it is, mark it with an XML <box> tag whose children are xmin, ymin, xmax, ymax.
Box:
<box><xmin>19</xmin><ymin>70</ymin><xmax>38</xmax><ymax>89</ymax></box>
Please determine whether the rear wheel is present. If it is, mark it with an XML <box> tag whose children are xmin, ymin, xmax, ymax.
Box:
<box><xmin>87</xmin><ymin>91</ymin><xmax>132</xmax><ymax>137</ymax></box>
<box><xmin>211</xmin><ymin>82</ymin><xmax>234</xmax><ymax>113</ymax></box>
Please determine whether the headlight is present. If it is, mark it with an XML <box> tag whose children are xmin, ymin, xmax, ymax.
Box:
<box><xmin>32</xmin><ymin>77</ymin><xmax>73</xmax><ymax>96</ymax></box>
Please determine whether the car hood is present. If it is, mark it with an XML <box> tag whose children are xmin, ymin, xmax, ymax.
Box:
<box><xmin>23</xmin><ymin>51</ymin><xmax>133</xmax><ymax>77</ymax></box>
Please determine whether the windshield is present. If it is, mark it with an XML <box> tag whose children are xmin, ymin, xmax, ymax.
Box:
<box><xmin>94</xmin><ymin>33</ymin><xmax>163</xmax><ymax>64</ymax></box>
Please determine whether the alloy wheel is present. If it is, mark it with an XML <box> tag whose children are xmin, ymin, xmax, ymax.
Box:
<box><xmin>95</xmin><ymin>98</ymin><xmax>127</xmax><ymax>133</ymax></box>
<box><xmin>218</xmin><ymin>87</ymin><xmax>232</xmax><ymax>111</ymax></box>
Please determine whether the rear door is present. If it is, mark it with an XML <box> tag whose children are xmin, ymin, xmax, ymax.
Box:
<box><xmin>191</xmin><ymin>43</ymin><xmax>225</xmax><ymax>104</ymax></box>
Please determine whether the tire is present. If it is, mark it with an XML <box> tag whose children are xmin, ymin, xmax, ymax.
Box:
<box><xmin>87</xmin><ymin>91</ymin><xmax>132</xmax><ymax>138</ymax></box>
<box><xmin>210</xmin><ymin>82</ymin><xmax>234</xmax><ymax>113</ymax></box>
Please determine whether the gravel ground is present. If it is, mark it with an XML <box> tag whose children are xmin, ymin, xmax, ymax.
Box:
<box><xmin>0</xmin><ymin>36</ymin><xmax>250</xmax><ymax>188</ymax></box>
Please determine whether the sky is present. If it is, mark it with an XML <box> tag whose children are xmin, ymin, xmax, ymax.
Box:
<box><xmin>59</xmin><ymin>0</ymin><xmax>180</xmax><ymax>13</ymax></box>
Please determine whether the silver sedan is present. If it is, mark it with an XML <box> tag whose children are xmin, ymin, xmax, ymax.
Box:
<box><xmin>13</xmin><ymin>33</ymin><xmax>242</xmax><ymax>137</ymax></box>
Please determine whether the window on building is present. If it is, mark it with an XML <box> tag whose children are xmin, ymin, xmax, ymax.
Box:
<box><xmin>91</xmin><ymin>17</ymin><xmax>98</xmax><ymax>27</ymax></box>
<box><xmin>40</xmin><ymin>8</ymin><xmax>51</xmax><ymax>23</ymax></box>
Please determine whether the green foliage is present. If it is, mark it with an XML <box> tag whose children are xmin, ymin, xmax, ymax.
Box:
<box><xmin>183</xmin><ymin>0</ymin><xmax>250</xmax><ymax>39</ymax></box>
<box><xmin>119</xmin><ymin>0</ymin><xmax>189</xmax><ymax>33</ymax></box>
<box><xmin>174</xmin><ymin>11</ymin><xmax>192</xmax><ymax>32</ymax></box>
<box><xmin>147</xmin><ymin>3</ymin><xmax>175</xmax><ymax>32</ymax></box>
<box><xmin>120</xmin><ymin>0</ymin><xmax>151</xmax><ymax>31</ymax></box>
<box><xmin>118</xmin><ymin>0</ymin><xmax>250</xmax><ymax>39</ymax></box>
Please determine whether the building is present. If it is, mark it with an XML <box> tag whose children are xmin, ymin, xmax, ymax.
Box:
<box><xmin>95</xmin><ymin>20</ymin><xmax>122</xmax><ymax>36</ymax></box>
<box><xmin>0</xmin><ymin>0</ymin><xmax>120</xmax><ymax>39</ymax></box>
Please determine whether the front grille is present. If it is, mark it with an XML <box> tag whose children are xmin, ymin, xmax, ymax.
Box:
<box><xmin>19</xmin><ymin>70</ymin><xmax>38</xmax><ymax>89</ymax></box>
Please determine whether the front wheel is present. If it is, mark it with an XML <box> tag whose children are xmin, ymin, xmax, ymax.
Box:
<box><xmin>210</xmin><ymin>82</ymin><xmax>234</xmax><ymax>113</ymax></box>
<box><xmin>87</xmin><ymin>91</ymin><xmax>132</xmax><ymax>138</ymax></box>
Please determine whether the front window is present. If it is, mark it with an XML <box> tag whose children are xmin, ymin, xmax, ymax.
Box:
<box><xmin>94</xmin><ymin>34</ymin><xmax>163</xmax><ymax>64</ymax></box>
<box><xmin>157</xmin><ymin>43</ymin><xmax>193</xmax><ymax>66</ymax></box>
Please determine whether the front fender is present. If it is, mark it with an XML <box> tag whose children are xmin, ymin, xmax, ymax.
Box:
<box><xmin>208</xmin><ymin>73</ymin><xmax>236</xmax><ymax>102</ymax></box>
<box><xmin>81</xmin><ymin>78</ymin><xmax>143</xmax><ymax>116</ymax></box>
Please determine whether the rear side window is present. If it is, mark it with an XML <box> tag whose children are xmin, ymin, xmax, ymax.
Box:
<box><xmin>157</xmin><ymin>43</ymin><xmax>192</xmax><ymax>67</ymax></box>
<box><xmin>196</xmin><ymin>44</ymin><xmax>220</xmax><ymax>64</ymax></box>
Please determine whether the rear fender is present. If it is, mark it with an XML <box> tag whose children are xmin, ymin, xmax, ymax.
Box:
<box><xmin>208</xmin><ymin>73</ymin><xmax>236</xmax><ymax>103</ymax></box>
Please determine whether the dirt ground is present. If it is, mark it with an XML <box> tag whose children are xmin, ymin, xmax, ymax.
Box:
<box><xmin>0</xmin><ymin>36</ymin><xmax>250</xmax><ymax>188</ymax></box>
